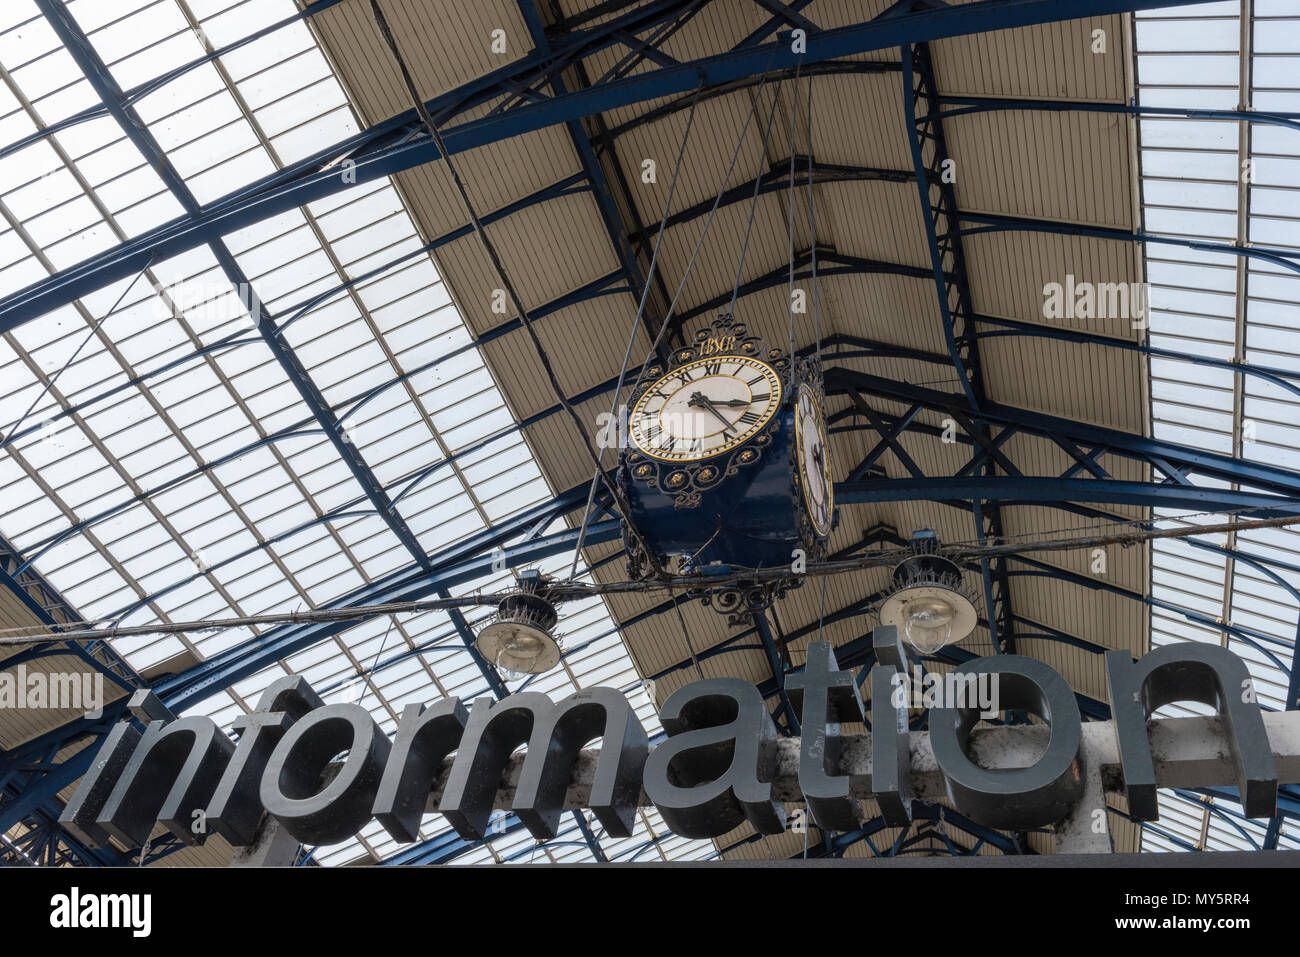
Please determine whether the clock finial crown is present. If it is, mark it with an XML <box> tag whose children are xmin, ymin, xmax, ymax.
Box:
<box><xmin>661</xmin><ymin>312</ymin><xmax>788</xmax><ymax>374</ymax></box>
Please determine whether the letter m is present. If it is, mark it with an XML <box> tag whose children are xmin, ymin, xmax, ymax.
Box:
<box><xmin>440</xmin><ymin>689</ymin><xmax>647</xmax><ymax>841</ymax></box>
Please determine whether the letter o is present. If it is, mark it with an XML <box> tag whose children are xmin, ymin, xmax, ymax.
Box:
<box><xmin>928</xmin><ymin>656</ymin><xmax>1083</xmax><ymax>829</ymax></box>
<box><xmin>260</xmin><ymin>703</ymin><xmax>391</xmax><ymax>845</ymax></box>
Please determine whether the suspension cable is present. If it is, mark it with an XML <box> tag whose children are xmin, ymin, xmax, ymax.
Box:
<box><xmin>0</xmin><ymin>260</ymin><xmax>152</xmax><ymax>453</ymax></box>
<box><xmin>370</xmin><ymin>0</ymin><xmax>659</xmax><ymax>574</ymax></box>
<box><xmin>7</xmin><ymin>507</ymin><xmax>1300</xmax><ymax>646</ymax></box>
<box><xmin>567</xmin><ymin>86</ymin><xmax>703</xmax><ymax>580</ymax></box>
<box><xmin>729</xmin><ymin>76</ymin><xmax>784</xmax><ymax>313</ymax></box>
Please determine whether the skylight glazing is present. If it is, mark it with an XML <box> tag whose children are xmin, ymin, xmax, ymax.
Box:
<box><xmin>0</xmin><ymin>0</ymin><xmax>712</xmax><ymax>864</ymax></box>
<box><xmin>1136</xmin><ymin>0</ymin><xmax>1300</xmax><ymax>853</ymax></box>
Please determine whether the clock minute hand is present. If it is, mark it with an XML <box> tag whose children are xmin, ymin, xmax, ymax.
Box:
<box><xmin>688</xmin><ymin>392</ymin><xmax>737</xmax><ymax>434</ymax></box>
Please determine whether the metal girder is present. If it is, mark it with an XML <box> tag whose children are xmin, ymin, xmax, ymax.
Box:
<box><xmin>959</xmin><ymin>211</ymin><xmax>1300</xmax><ymax>276</ymax></box>
<box><xmin>595</xmin><ymin>60</ymin><xmax>900</xmax><ymax>144</ymax></box>
<box><xmin>0</xmin><ymin>534</ymin><xmax>140</xmax><ymax>694</ymax></box>
<box><xmin>972</xmin><ymin>314</ymin><xmax>1300</xmax><ymax>404</ymax></box>
<box><xmin>672</xmin><ymin>248</ymin><xmax>934</xmax><ymax>328</ymax></box>
<box><xmin>902</xmin><ymin>43</ymin><xmax>985</xmax><ymax>411</ymax></box>
<box><xmin>517</xmin><ymin>0</ymin><xmax>674</xmax><ymax>352</ymax></box>
<box><xmin>1008</xmin><ymin>554</ymin><xmax>1294</xmax><ymax>672</ymax></box>
<box><xmin>837</xmin><ymin>477</ymin><xmax>1300</xmax><ymax>514</ymax></box>
<box><xmin>627</xmin><ymin>157</ymin><xmax>914</xmax><ymax>245</ymax></box>
<box><xmin>933</xmin><ymin>93</ymin><xmax>1300</xmax><ymax>135</ymax></box>
<box><xmin>901</xmin><ymin>39</ymin><xmax>1015</xmax><ymax>653</ymax></box>
<box><xmin>824</xmin><ymin>366</ymin><xmax>1300</xmax><ymax>502</ymax></box>
<box><xmin>0</xmin><ymin>0</ymin><xmax>1217</xmax><ymax>333</ymax></box>
<box><xmin>752</xmin><ymin>610</ymin><xmax>801</xmax><ymax>734</ymax></box>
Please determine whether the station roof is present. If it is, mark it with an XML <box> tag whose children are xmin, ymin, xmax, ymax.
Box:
<box><xmin>0</xmin><ymin>0</ymin><xmax>1297</xmax><ymax>864</ymax></box>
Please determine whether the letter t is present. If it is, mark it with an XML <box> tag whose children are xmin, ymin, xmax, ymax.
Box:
<box><xmin>786</xmin><ymin>641</ymin><xmax>865</xmax><ymax>832</ymax></box>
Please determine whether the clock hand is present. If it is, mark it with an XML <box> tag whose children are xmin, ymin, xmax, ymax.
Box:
<box><xmin>688</xmin><ymin>392</ymin><xmax>737</xmax><ymax>434</ymax></box>
<box><xmin>688</xmin><ymin>393</ymin><xmax>750</xmax><ymax>409</ymax></box>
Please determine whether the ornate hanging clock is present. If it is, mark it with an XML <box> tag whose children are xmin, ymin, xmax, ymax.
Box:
<box><xmin>618</xmin><ymin>313</ymin><xmax>835</xmax><ymax>619</ymax></box>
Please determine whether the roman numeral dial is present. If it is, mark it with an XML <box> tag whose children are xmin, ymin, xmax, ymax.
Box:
<box><xmin>629</xmin><ymin>356</ymin><xmax>783</xmax><ymax>462</ymax></box>
<box><xmin>795</xmin><ymin>383</ymin><xmax>833</xmax><ymax>536</ymax></box>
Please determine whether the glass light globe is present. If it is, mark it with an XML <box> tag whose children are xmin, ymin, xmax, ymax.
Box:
<box><xmin>901</xmin><ymin>595</ymin><xmax>956</xmax><ymax>654</ymax></box>
<box><xmin>495</xmin><ymin>630</ymin><xmax>546</xmax><ymax>681</ymax></box>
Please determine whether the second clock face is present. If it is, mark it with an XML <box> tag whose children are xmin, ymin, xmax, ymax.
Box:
<box><xmin>629</xmin><ymin>356</ymin><xmax>783</xmax><ymax>462</ymax></box>
<box><xmin>795</xmin><ymin>382</ymin><xmax>833</xmax><ymax>536</ymax></box>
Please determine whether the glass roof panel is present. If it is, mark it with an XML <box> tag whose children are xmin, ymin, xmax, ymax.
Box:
<box><xmin>0</xmin><ymin>0</ymin><xmax>713</xmax><ymax>864</ymax></box>
<box><xmin>1136</xmin><ymin>0</ymin><xmax>1299</xmax><ymax>853</ymax></box>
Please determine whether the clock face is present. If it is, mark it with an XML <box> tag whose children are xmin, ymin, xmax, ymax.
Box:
<box><xmin>628</xmin><ymin>355</ymin><xmax>783</xmax><ymax>462</ymax></box>
<box><xmin>795</xmin><ymin>383</ymin><xmax>833</xmax><ymax>536</ymax></box>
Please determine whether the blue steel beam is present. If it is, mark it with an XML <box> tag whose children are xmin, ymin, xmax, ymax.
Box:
<box><xmin>517</xmin><ymin>0</ymin><xmax>675</xmax><ymax>352</ymax></box>
<box><xmin>1009</xmin><ymin>554</ymin><xmax>1294</xmax><ymax>671</ymax></box>
<box><xmin>972</xmin><ymin>314</ymin><xmax>1300</xmax><ymax>404</ymax></box>
<box><xmin>671</xmin><ymin>248</ymin><xmax>935</xmax><ymax>328</ymax></box>
<box><xmin>837</xmin><ymin>476</ymin><xmax>1300</xmax><ymax>515</ymax></box>
<box><xmin>960</xmin><ymin>211</ymin><xmax>1300</xmax><ymax>276</ymax></box>
<box><xmin>824</xmin><ymin>366</ymin><xmax>1300</xmax><ymax>501</ymax></box>
<box><xmin>595</xmin><ymin>60</ymin><xmax>900</xmax><ymax>144</ymax></box>
<box><xmin>933</xmin><ymin>94</ymin><xmax>1300</xmax><ymax>135</ymax></box>
<box><xmin>901</xmin><ymin>39</ymin><xmax>1015</xmax><ymax>653</ymax></box>
<box><xmin>0</xmin><ymin>0</ymin><xmax>1219</xmax><ymax>332</ymax></box>
<box><xmin>752</xmin><ymin>610</ymin><xmax>800</xmax><ymax>734</ymax></box>
<box><xmin>0</xmin><ymin>534</ymin><xmax>141</xmax><ymax>695</ymax></box>
<box><xmin>627</xmin><ymin>158</ymin><xmax>914</xmax><ymax>245</ymax></box>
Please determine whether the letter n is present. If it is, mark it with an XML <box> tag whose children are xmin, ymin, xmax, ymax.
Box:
<box><xmin>1105</xmin><ymin>644</ymin><xmax>1277</xmax><ymax>819</ymax></box>
<box><xmin>92</xmin><ymin>692</ymin><xmax>235</xmax><ymax>846</ymax></box>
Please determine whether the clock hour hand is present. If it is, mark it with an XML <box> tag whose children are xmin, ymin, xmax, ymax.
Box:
<box><xmin>687</xmin><ymin>392</ymin><xmax>737</xmax><ymax>434</ymax></box>
<box><xmin>688</xmin><ymin>392</ymin><xmax>748</xmax><ymax>409</ymax></box>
